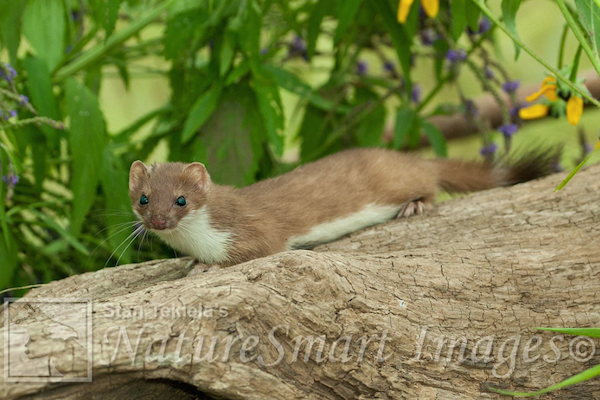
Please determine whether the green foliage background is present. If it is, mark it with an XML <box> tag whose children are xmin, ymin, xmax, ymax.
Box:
<box><xmin>1</xmin><ymin>0</ymin><xmax>600</xmax><ymax>296</ymax></box>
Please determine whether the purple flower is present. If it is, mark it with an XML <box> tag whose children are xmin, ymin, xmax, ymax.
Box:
<box><xmin>479</xmin><ymin>18</ymin><xmax>492</xmax><ymax>34</ymax></box>
<box><xmin>419</xmin><ymin>28</ymin><xmax>437</xmax><ymax>46</ymax></box>
<box><xmin>289</xmin><ymin>35</ymin><xmax>308</xmax><ymax>60</ymax></box>
<box><xmin>2</xmin><ymin>174</ymin><xmax>19</xmax><ymax>187</ymax></box>
<box><xmin>291</xmin><ymin>35</ymin><xmax>305</xmax><ymax>52</ymax></box>
<box><xmin>356</xmin><ymin>61</ymin><xmax>368</xmax><ymax>76</ymax></box>
<box><xmin>411</xmin><ymin>84</ymin><xmax>421</xmax><ymax>103</ymax></box>
<box><xmin>484</xmin><ymin>66</ymin><xmax>494</xmax><ymax>79</ymax></box>
<box><xmin>502</xmin><ymin>80</ymin><xmax>520</xmax><ymax>94</ymax></box>
<box><xmin>498</xmin><ymin>123</ymin><xmax>518</xmax><ymax>137</ymax></box>
<box><xmin>446</xmin><ymin>49</ymin><xmax>467</xmax><ymax>63</ymax></box>
<box><xmin>1</xmin><ymin>63</ymin><xmax>17</xmax><ymax>82</ymax></box>
<box><xmin>464</xmin><ymin>100</ymin><xmax>478</xmax><ymax>116</ymax></box>
<box><xmin>260</xmin><ymin>47</ymin><xmax>268</xmax><ymax>55</ymax></box>
<box><xmin>8</xmin><ymin>110</ymin><xmax>16</xmax><ymax>118</ymax></box>
<box><xmin>510</xmin><ymin>105</ymin><xmax>522</xmax><ymax>117</ymax></box>
<box><xmin>480</xmin><ymin>143</ymin><xmax>498</xmax><ymax>156</ymax></box>
<box><xmin>383</xmin><ymin>61</ymin><xmax>395</xmax><ymax>73</ymax></box>
<box><xmin>19</xmin><ymin>95</ymin><xmax>28</xmax><ymax>105</ymax></box>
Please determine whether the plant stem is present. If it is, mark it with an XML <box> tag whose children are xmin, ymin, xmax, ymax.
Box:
<box><xmin>569</xmin><ymin>45</ymin><xmax>583</xmax><ymax>82</ymax></box>
<box><xmin>473</xmin><ymin>0</ymin><xmax>600</xmax><ymax>107</ymax></box>
<box><xmin>53</xmin><ymin>0</ymin><xmax>180</xmax><ymax>81</ymax></box>
<box><xmin>555</xmin><ymin>0</ymin><xmax>600</xmax><ymax>87</ymax></box>
<box><xmin>558</xmin><ymin>23</ymin><xmax>569</xmax><ymax>69</ymax></box>
<box><xmin>416</xmin><ymin>26</ymin><xmax>496</xmax><ymax>113</ymax></box>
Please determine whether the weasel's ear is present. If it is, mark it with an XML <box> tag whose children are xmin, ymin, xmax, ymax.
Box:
<box><xmin>129</xmin><ymin>160</ymin><xmax>149</xmax><ymax>192</ymax></box>
<box><xmin>184</xmin><ymin>162</ymin><xmax>211</xmax><ymax>190</ymax></box>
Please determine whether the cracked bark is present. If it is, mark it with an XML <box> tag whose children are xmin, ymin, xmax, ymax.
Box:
<box><xmin>2</xmin><ymin>164</ymin><xmax>600</xmax><ymax>400</ymax></box>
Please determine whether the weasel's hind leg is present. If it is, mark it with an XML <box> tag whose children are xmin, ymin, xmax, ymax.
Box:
<box><xmin>396</xmin><ymin>198</ymin><xmax>432</xmax><ymax>218</ymax></box>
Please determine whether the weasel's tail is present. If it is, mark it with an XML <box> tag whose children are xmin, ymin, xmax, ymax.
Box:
<box><xmin>432</xmin><ymin>147</ymin><xmax>562</xmax><ymax>193</ymax></box>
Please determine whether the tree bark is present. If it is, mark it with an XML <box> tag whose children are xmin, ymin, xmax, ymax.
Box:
<box><xmin>2</xmin><ymin>164</ymin><xmax>600</xmax><ymax>400</ymax></box>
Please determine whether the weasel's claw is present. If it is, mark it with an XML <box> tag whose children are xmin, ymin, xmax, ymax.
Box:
<box><xmin>397</xmin><ymin>200</ymin><xmax>427</xmax><ymax>219</ymax></box>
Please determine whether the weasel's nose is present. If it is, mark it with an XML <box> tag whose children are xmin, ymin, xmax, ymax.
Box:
<box><xmin>150</xmin><ymin>218</ymin><xmax>167</xmax><ymax>230</ymax></box>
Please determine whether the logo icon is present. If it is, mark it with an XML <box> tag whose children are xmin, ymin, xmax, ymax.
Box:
<box><xmin>4</xmin><ymin>298</ymin><xmax>92</xmax><ymax>382</ymax></box>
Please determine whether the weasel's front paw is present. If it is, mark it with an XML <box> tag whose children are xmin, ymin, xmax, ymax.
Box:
<box><xmin>187</xmin><ymin>261</ymin><xmax>220</xmax><ymax>276</ymax></box>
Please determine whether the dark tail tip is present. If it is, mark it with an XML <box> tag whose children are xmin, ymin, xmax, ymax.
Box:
<box><xmin>501</xmin><ymin>144</ymin><xmax>563</xmax><ymax>186</ymax></box>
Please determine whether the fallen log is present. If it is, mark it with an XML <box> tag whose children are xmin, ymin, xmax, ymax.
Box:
<box><xmin>1</xmin><ymin>164</ymin><xmax>600</xmax><ymax>399</ymax></box>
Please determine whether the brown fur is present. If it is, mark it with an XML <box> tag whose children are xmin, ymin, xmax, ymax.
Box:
<box><xmin>129</xmin><ymin>148</ymin><xmax>557</xmax><ymax>266</ymax></box>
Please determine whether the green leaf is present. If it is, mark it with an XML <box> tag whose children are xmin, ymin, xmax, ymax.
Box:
<box><xmin>0</xmin><ymin>0</ymin><xmax>27</xmax><ymax>65</ymax></box>
<box><xmin>334</xmin><ymin>0</ymin><xmax>363</xmax><ymax>44</ymax></box>
<box><xmin>371</xmin><ymin>0</ymin><xmax>412</xmax><ymax>87</ymax></box>
<box><xmin>555</xmin><ymin>143</ymin><xmax>599</xmax><ymax>191</ymax></box>
<box><xmin>100</xmin><ymin>148</ymin><xmax>133</xmax><ymax>265</ymax></box>
<box><xmin>238</xmin><ymin>0</ymin><xmax>262</xmax><ymax>71</ymax></box>
<box><xmin>182</xmin><ymin>82</ymin><xmax>224</xmax><ymax>143</ymax></box>
<box><xmin>451</xmin><ymin>0</ymin><xmax>468</xmax><ymax>40</ymax></box>
<box><xmin>263</xmin><ymin>64</ymin><xmax>351</xmax><ymax>113</ymax></box>
<box><xmin>219</xmin><ymin>31</ymin><xmax>236</xmax><ymax>77</ymax></box>
<box><xmin>29</xmin><ymin>210</ymin><xmax>89</xmax><ymax>255</ymax></box>
<box><xmin>402</xmin><ymin>0</ymin><xmax>421</xmax><ymax>41</ymax></box>
<box><xmin>393</xmin><ymin>107</ymin><xmax>417</xmax><ymax>150</ymax></box>
<box><xmin>501</xmin><ymin>0</ymin><xmax>523</xmax><ymax>60</ymax></box>
<box><xmin>22</xmin><ymin>125</ymin><xmax>47</xmax><ymax>192</ymax></box>
<box><xmin>106</xmin><ymin>0</ymin><xmax>124</xmax><ymax>39</ymax></box>
<box><xmin>355</xmin><ymin>87</ymin><xmax>386</xmax><ymax>147</ymax></box>
<box><xmin>298</xmin><ymin>105</ymin><xmax>331</xmax><ymax>161</ymax></box>
<box><xmin>0</xmin><ymin>228</ymin><xmax>18</xmax><ymax>291</ymax></box>
<box><xmin>307</xmin><ymin>0</ymin><xmax>329</xmax><ymax>59</ymax></box>
<box><xmin>113</xmin><ymin>106</ymin><xmax>170</xmax><ymax>142</ymax></box>
<box><xmin>537</xmin><ymin>327</ymin><xmax>600</xmax><ymax>338</ymax></box>
<box><xmin>422</xmin><ymin>121</ymin><xmax>447</xmax><ymax>157</ymax></box>
<box><xmin>198</xmin><ymin>85</ymin><xmax>266</xmax><ymax>186</ymax></box>
<box><xmin>65</xmin><ymin>79</ymin><xmax>107</xmax><ymax>235</ymax></box>
<box><xmin>23</xmin><ymin>55</ymin><xmax>62</xmax><ymax>148</ymax></box>
<box><xmin>251</xmin><ymin>75</ymin><xmax>285</xmax><ymax>156</ymax></box>
<box><xmin>574</xmin><ymin>0</ymin><xmax>600</xmax><ymax>56</ymax></box>
<box><xmin>84</xmin><ymin>63</ymin><xmax>103</xmax><ymax>96</ymax></box>
<box><xmin>489</xmin><ymin>364</ymin><xmax>600</xmax><ymax>397</ymax></box>
<box><xmin>164</xmin><ymin>7</ymin><xmax>204</xmax><ymax>60</ymax></box>
<box><xmin>0</xmin><ymin>150</ymin><xmax>9</xmax><ymax>243</ymax></box>
<box><xmin>466</xmin><ymin>0</ymin><xmax>482</xmax><ymax>32</ymax></box>
<box><xmin>225</xmin><ymin>59</ymin><xmax>250</xmax><ymax>86</ymax></box>
<box><xmin>22</xmin><ymin>0</ymin><xmax>66</xmax><ymax>71</ymax></box>
<box><xmin>55</xmin><ymin>0</ymin><xmax>181</xmax><ymax>80</ymax></box>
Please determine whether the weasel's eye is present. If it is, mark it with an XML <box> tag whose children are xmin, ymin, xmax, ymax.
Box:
<box><xmin>139</xmin><ymin>195</ymin><xmax>149</xmax><ymax>205</ymax></box>
<box><xmin>175</xmin><ymin>196</ymin><xmax>186</xmax><ymax>207</ymax></box>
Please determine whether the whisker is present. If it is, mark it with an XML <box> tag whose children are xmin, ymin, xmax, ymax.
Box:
<box><xmin>87</xmin><ymin>222</ymin><xmax>139</xmax><ymax>265</ymax></box>
<box><xmin>116</xmin><ymin>228</ymin><xmax>144</xmax><ymax>267</ymax></box>
<box><xmin>105</xmin><ymin>226</ymin><xmax>144</xmax><ymax>268</ymax></box>
<box><xmin>93</xmin><ymin>221</ymin><xmax>138</xmax><ymax>239</ymax></box>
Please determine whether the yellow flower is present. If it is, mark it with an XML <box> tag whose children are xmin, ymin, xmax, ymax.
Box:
<box><xmin>525</xmin><ymin>76</ymin><xmax>559</xmax><ymax>102</ymax></box>
<box><xmin>398</xmin><ymin>0</ymin><xmax>439</xmax><ymax>23</ymax></box>
<box><xmin>566</xmin><ymin>95</ymin><xmax>583</xmax><ymax>126</ymax></box>
<box><xmin>519</xmin><ymin>104</ymin><xmax>549</xmax><ymax>120</ymax></box>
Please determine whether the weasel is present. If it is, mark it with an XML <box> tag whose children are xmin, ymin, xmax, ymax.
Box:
<box><xmin>129</xmin><ymin>147</ymin><xmax>556</xmax><ymax>267</ymax></box>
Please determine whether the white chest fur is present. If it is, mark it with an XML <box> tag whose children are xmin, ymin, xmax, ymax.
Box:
<box><xmin>286</xmin><ymin>203</ymin><xmax>401</xmax><ymax>249</ymax></box>
<box><xmin>153</xmin><ymin>206</ymin><xmax>232</xmax><ymax>264</ymax></box>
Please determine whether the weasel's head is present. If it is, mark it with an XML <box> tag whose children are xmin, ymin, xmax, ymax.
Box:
<box><xmin>129</xmin><ymin>161</ymin><xmax>211</xmax><ymax>231</ymax></box>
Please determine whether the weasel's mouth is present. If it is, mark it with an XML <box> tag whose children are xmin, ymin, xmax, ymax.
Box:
<box><xmin>145</xmin><ymin>222</ymin><xmax>175</xmax><ymax>232</ymax></box>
